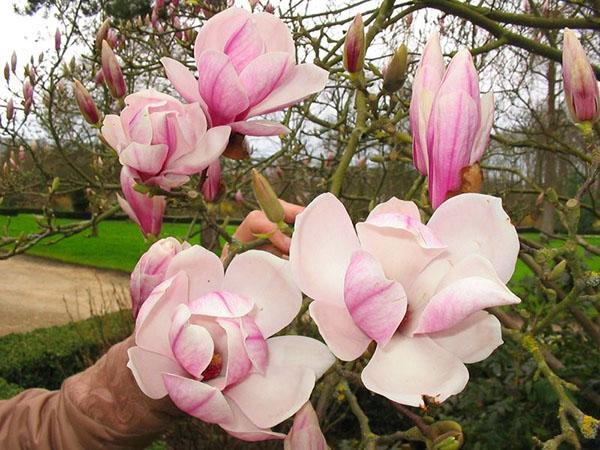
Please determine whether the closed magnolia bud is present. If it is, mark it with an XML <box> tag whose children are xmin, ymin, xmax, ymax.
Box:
<box><xmin>548</xmin><ymin>259</ymin><xmax>567</xmax><ymax>281</ymax></box>
<box><xmin>234</xmin><ymin>189</ymin><xmax>244</xmax><ymax>204</ymax></box>
<box><xmin>55</xmin><ymin>28</ymin><xmax>61</xmax><ymax>52</ymax></box>
<box><xmin>343</xmin><ymin>14</ymin><xmax>365</xmax><ymax>74</ymax></box>
<box><xmin>22</xmin><ymin>79</ymin><xmax>33</xmax><ymax>102</ymax></box>
<box><xmin>101</xmin><ymin>40</ymin><xmax>126</xmax><ymax>98</ymax></box>
<box><xmin>3</xmin><ymin>63</ymin><xmax>9</xmax><ymax>82</ymax></box>
<box><xmin>50</xmin><ymin>176</ymin><xmax>60</xmax><ymax>193</ymax></box>
<box><xmin>562</xmin><ymin>29</ymin><xmax>599</xmax><ymax>124</ymax></box>
<box><xmin>11</xmin><ymin>51</ymin><xmax>16</xmax><ymax>73</ymax></box>
<box><xmin>6</xmin><ymin>98</ymin><xmax>14</xmax><ymax>121</ymax></box>
<box><xmin>23</xmin><ymin>98</ymin><xmax>32</xmax><ymax>116</ymax></box>
<box><xmin>264</xmin><ymin>2</ymin><xmax>274</xmax><ymax>13</ymax></box>
<box><xmin>251</xmin><ymin>169</ymin><xmax>284</xmax><ymax>224</ymax></box>
<box><xmin>73</xmin><ymin>79</ymin><xmax>101</xmax><ymax>125</ymax></box>
<box><xmin>96</xmin><ymin>18</ymin><xmax>111</xmax><ymax>51</ymax></box>
<box><xmin>94</xmin><ymin>68</ymin><xmax>105</xmax><ymax>85</ymax></box>
<box><xmin>29</xmin><ymin>66</ymin><xmax>36</xmax><ymax>85</ymax></box>
<box><xmin>106</xmin><ymin>28</ymin><xmax>119</xmax><ymax>48</ymax></box>
<box><xmin>201</xmin><ymin>161</ymin><xmax>222</xmax><ymax>202</ymax></box>
<box><xmin>383</xmin><ymin>44</ymin><xmax>408</xmax><ymax>93</ymax></box>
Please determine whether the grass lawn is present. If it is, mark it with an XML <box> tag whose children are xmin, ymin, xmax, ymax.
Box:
<box><xmin>1</xmin><ymin>214</ymin><xmax>598</xmax><ymax>282</ymax></box>
<box><xmin>0</xmin><ymin>214</ymin><xmax>235</xmax><ymax>273</ymax></box>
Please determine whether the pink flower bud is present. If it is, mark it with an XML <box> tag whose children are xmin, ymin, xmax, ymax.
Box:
<box><xmin>426</xmin><ymin>49</ymin><xmax>488</xmax><ymax>209</ymax></box>
<box><xmin>106</xmin><ymin>28</ymin><xmax>119</xmax><ymax>49</ymax></box>
<box><xmin>10</xmin><ymin>51</ymin><xmax>16</xmax><ymax>73</ymax></box>
<box><xmin>130</xmin><ymin>236</ymin><xmax>187</xmax><ymax>318</ymax></box>
<box><xmin>562</xmin><ymin>28</ymin><xmax>599</xmax><ymax>124</ymax></box>
<box><xmin>94</xmin><ymin>68</ymin><xmax>105</xmax><ymax>85</ymax></box>
<box><xmin>6</xmin><ymin>98</ymin><xmax>14</xmax><ymax>121</ymax></box>
<box><xmin>29</xmin><ymin>67</ymin><xmax>36</xmax><ymax>85</ymax></box>
<box><xmin>283</xmin><ymin>402</ymin><xmax>329</xmax><ymax>450</ymax></box>
<box><xmin>3</xmin><ymin>63</ymin><xmax>9</xmax><ymax>82</ymax></box>
<box><xmin>73</xmin><ymin>79</ymin><xmax>101</xmax><ymax>125</ymax></box>
<box><xmin>22</xmin><ymin>79</ymin><xmax>33</xmax><ymax>102</ymax></box>
<box><xmin>96</xmin><ymin>18</ymin><xmax>111</xmax><ymax>51</ymax></box>
<box><xmin>23</xmin><ymin>98</ymin><xmax>32</xmax><ymax>116</ymax></box>
<box><xmin>201</xmin><ymin>161</ymin><xmax>222</xmax><ymax>202</ymax></box>
<box><xmin>234</xmin><ymin>189</ymin><xmax>244</xmax><ymax>204</ymax></box>
<box><xmin>343</xmin><ymin>14</ymin><xmax>365</xmax><ymax>74</ymax></box>
<box><xmin>410</xmin><ymin>32</ymin><xmax>445</xmax><ymax>176</ymax></box>
<box><xmin>264</xmin><ymin>2</ymin><xmax>274</xmax><ymax>13</ymax></box>
<box><xmin>101</xmin><ymin>40</ymin><xmax>126</xmax><ymax>99</ymax></box>
<box><xmin>151</xmin><ymin>8</ymin><xmax>159</xmax><ymax>28</ymax></box>
<box><xmin>55</xmin><ymin>28</ymin><xmax>61</xmax><ymax>52</ymax></box>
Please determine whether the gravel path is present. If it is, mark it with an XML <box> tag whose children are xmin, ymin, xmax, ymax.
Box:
<box><xmin>0</xmin><ymin>255</ymin><xmax>129</xmax><ymax>336</ymax></box>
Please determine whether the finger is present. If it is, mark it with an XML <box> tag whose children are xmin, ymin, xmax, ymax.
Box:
<box><xmin>279</xmin><ymin>200</ymin><xmax>305</xmax><ymax>224</ymax></box>
<box><xmin>234</xmin><ymin>211</ymin><xmax>291</xmax><ymax>253</ymax></box>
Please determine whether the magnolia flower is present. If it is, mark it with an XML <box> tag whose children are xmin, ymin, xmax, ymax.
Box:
<box><xmin>562</xmin><ymin>29</ymin><xmax>599</xmax><ymax>124</ymax></box>
<box><xmin>410</xmin><ymin>34</ymin><xmax>494</xmax><ymax>209</ymax></box>
<box><xmin>102</xmin><ymin>89</ymin><xmax>230</xmax><ymax>191</ymax></box>
<box><xmin>130</xmin><ymin>237</ymin><xmax>189</xmax><ymax>318</ymax></box>
<box><xmin>284</xmin><ymin>402</ymin><xmax>329</xmax><ymax>450</ymax></box>
<box><xmin>118</xmin><ymin>166</ymin><xmax>166</xmax><ymax>238</ymax></box>
<box><xmin>201</xmin><ymin>160</ymin><xmax>222</xmax><ymax>202</ymax></box>
<box><xmin>160</xmin><ymin>7</ymin><xmax>328</xmax><ymax>136</ymax></box>
<box><xmin>127</xmin><ymin>246</ymin><xmax>335</xmax><ymax>441</ymax></box>
<box><xmin>290</xmin><ymin>193</ymin><xmax>520</xmax><ymax>407</ymax></box>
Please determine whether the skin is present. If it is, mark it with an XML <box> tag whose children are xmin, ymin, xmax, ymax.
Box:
<box><xmin>225</xmin><ymin>200</ymin><xmax>305</xmax><ymax>258</ymax></box>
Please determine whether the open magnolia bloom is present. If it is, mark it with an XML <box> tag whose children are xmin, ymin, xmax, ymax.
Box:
<box><xmin>127</xmin><ymin>245</ymin><xmax>335</xmax><ymax>441</ymax></box>
<box><xmin>102</xmin><ymin>89</ymin><xmax>230</xmax><ymax>190</ymax></box>
<box><xmin>161</xmin><ymin>7</ymin><xmax>328</xmax><ymax>136</ymax></box>
<box><xmin>290</xmin><ymin>193</ymin><xmax>520</xmax><ymax>407</ymax></box>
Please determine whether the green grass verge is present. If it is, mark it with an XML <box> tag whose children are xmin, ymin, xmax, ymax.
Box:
<box><xmin>0</xmin><ymin>214</ymin><xmax>235</xmax><ymax>273</ymax></box>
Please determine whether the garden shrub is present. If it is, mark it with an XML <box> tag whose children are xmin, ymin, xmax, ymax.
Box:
<box><xmin>0</xmin><ymin>310</ymin><xmax>132</xmax><ymax>390</ymax></box>
<box><xmin>0</xmin><ymin>377</ymin><xmax>24</xmax><ymax>400</ymax></box>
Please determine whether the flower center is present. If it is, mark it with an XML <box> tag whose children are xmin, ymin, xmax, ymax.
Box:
<box><xmin>201</xmin><ymin>352</ymin><xmax>223</xmax><ymax>381</ymax></box>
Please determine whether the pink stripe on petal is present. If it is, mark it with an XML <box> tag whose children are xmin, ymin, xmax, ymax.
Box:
<box><xmin>239</xmin><ymin>52</ymin><xmax>292</xmax><ymax>107</ymax></box>
<box><xmin>223</xmin><ymin>17</ymin><xmax>265</xmax><ymax>73</ymax></box>
<box><xmin>344</xmin><ymin>250</ymin><xmax>407</xmax><ymax>347</ymax></box>
<box><xmin>189</xmin><ymin>291</ymin><xmax>254</xmax><ymax>318</ymax></box>
<box><xmin>217</xmin><ymin>318</ymin><xmax>253</xmax><ymax>387</ymax></box>
<box><xmin>197</xmin><ymin>50</ymin><xmax>249</xmax><ymax>126</ymax></box>
<box><xmin>163</xmin><ymin>373</ymin><xmax>233</xmax><ymax>423</ymax></box>
<box><xmin>240</xmin><ymin>316</ymin><xmax>268</xmax><ymax>374</ymax></box>
<box><xmin>414</xmin><ymin>276</ymin><xmax>520</xmax><ymax>334</ymax></box>
<box><xmin>427</xmin><ymin>90</ymin><xmax>479</xmax><ymax>209</ymax></box>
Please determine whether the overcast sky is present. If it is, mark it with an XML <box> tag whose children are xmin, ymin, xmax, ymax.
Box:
<box><xmin>0</xmin><ymin>1</ymin><xmax>60</xmax><ymax>98</ymax></box>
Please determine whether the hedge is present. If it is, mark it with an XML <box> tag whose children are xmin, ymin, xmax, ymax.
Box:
<box><xmin>0</xmin><ymin>311</ymin><xmax>133</xmax><ymax>391</ymax></box>
<box><xmin>0</xmin><ymin>377</ymin><xmax>24</xmax><ymax>400</ymax></box>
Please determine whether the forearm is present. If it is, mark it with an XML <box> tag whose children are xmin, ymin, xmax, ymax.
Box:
<box><xmin>0</xmin><ymin>337</ymin><xmax>181</xmax><ymax>450</ymax></box>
